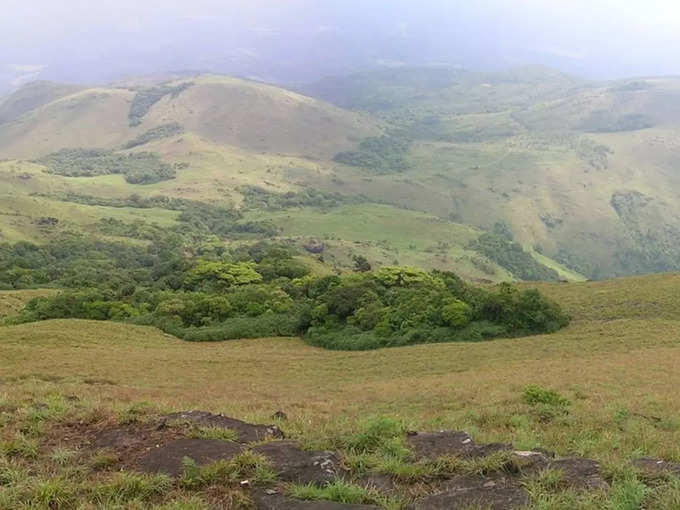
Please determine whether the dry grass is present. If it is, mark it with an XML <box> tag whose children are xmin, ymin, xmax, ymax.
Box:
<box><xmin>0</xmin><ymin>289</ymin><xmax>56</xmax><ymax>319</ymax></box>
<box><xmin>2</xmin><ymin>274</ymin><xmax>680</xmax><ymax>467</ymax></box>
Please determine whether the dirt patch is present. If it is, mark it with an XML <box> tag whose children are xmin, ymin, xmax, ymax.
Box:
<box><xmin>407</xmin><ymin>430</ymin><xmax>511</xmax><ymax>460</ymax></box>
<box><xmin>408</xmin><ymin>475</ymin><xmax>529</xmax><ymax>510</ymax></box>
<box><xmin>252</xmin><ymin>492</ymin><xmax>380</xmax><ymax>510</ymax></box>
<box><xmin>162</xmin><ymin>411</ymin><xmax>284</xmax><ymax>443</ymax></box>
<box><xmin>252</xmin><ymin>441</ymin><xmax>342</xmax><ymax>484</ymax></box>
<box><xmin>137</xmin><ymin>438</ymin><xmax>244</xmax><ymax>476</ymax></box>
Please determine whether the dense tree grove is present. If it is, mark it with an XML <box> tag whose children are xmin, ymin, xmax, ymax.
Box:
<box><xmin>469</xmin><ymin>224</ymin><xmax>560</xmax><ymax>281</ymax></box>
<box><xmin>128</xmin><ymin>82</ymin><xmax>193</xmax><ymax>126</ymax></box>
<box><xmin>122</xmin><ymin>122</ymin><xmax>184</xmax><ymax>149</ymax></box>
<box><xmin>0</xmin><ymin>237</ymin><xmax>569</xmax><ymax>350</ymax></box>
<box><xmin>333</xmin><ymin>134</ymin><xmax>411</xmax><ymax>174</ymax></box>
<box><xmin>37</xmin><ymin>149</ymin><xmax>177</xmax><ymax>184</ymax></box>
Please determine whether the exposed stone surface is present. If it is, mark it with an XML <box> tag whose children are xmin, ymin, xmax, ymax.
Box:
<box><xmin>358</xmin><ymin>473</ymin><xmax>396</xmax><ymax>492</ymax></box>
<box><xmin>548</xmin><ymin>457</ymin><xmax>609</xmax><ymax>490</ymax></box>
<box><xmin>407</xmin><ymin>431</ymin><xmax>476</xmax><ymax>459</ymax></box>
<box><xmin>633</xmin><ymin>457</ymin><xmax>680</xmax><ymax>478</ymax></box>
<box><xmin>407</xmin><ymin>430</ymin><xmax>511</xmax><ymax>460</ymax></box>
<box><xmin>253</xmin><ymin>440</ymin><xmax>342</xmax><ymax>484</ymax></box>
<box><xmin>137</xmin><ymin>438</ymin><xmax>243</xmax><ymax>476</ymax></box>
<box><xmin>82</xmin><ymin>413</ymin><xmax>621</xmax><ymax>506</ymax></box>
<box><xmin>512</xmin><ymin>450</ymin><xmax>551</xmax><ymax>473</ymax></box>
<box><xmin>162</xmin><ymin>411</ymin><xmax>284</xmax><ymax>443</ymax></box>
<box><xmin>252</xmin><ymin>492</ymin><xmax>380</xmax><ymax>510</ymax></box>
<box><xmin>470</xmin><ymin>442</ymin><xmax>513</xmax><ymax>458</ymax></box>
<box><xmin>408</xmin><ymin>475</ymin><xmax>530</xmax><ymax>510</ymax></box>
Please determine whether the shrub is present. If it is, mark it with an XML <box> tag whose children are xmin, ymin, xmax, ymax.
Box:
<box><xmin>523</xmin><ymin>385</ymin><xmax>570</xmax><ymax>407</ymax></box>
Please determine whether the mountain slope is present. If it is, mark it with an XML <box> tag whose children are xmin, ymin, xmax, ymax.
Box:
<box><xmin>7</xmin><ymin>68</ymin><xmax>678</xmax><ymax>280</ymax></box>
<box><xmin>0</xmin><ymin>80</ymin><xmax>84</xmax><ymax>124</ymax></box>
<box><xmin>302</xmin><ymin>68</ymin><xmax>680</xmax><ymax>279</ymax></box>
<box><xmin>0</xmin><ymin>75</ymin><xmax>379</xmax><ymax>160</ymax></box>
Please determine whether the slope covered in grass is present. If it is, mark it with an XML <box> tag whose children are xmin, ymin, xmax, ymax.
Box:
<box><xmin>2</xmin><ymin>273</ymin><xmax>680</xmax><ymax>462</ymax></box>
<box><xmin>5</xmin><ymin>69</ymin><xmax>680</xmax><ymax>279</ymax></box>
<box><xmin>303</xmin><ymin>68</ymin><xmax>680</xmax><ymax>279</ymax></box>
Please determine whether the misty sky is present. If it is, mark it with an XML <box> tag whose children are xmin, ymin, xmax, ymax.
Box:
<box><xmin>2</xmin><ymin>0</ymin><xmax>680</xmax><ymax>91</ymax></box>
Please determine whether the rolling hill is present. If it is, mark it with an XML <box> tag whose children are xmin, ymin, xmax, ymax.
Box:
<box><xmin>302</xmin><ymin>67</ymin><xmax>680</xmax><ymax>279</ymax></box>
<box><xmin>4</xmin><ymin>67</ymin><xmax>680</xmax><ymax>280</ymax></box>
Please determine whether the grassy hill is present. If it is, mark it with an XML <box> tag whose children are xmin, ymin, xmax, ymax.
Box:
<box><xmin>0</xmin><ymin>75</ymin><xmax>379</xmax><ymax>160</ymax></box>
<box><xmin>5</xmin><ymin>68</ymin><xmax>680</xmax><ymax>280</ymax></box>
<box><xmin>302</xmin><ymin>68</ymin><xmax>680</xmax><ymax>279</ymax></box>
<box><xmin>0</xmin><ymin>80</ymin><xmax>84</xmax><ymax>125</ymax></box>
<box><xmin>2</xmin><ymin>274</ymin><xmax>680</xmax><ymax>507</ymax></box>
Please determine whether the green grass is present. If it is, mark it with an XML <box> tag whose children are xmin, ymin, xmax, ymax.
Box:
<box><xmin>288</xmin><ymin>480</ymin><xmax>375</xmax><ymax>505</ymax></box>
<box><xmin>245</xmin><ymin>203</ymin><xmax>517</xmax><ymax>280</ymax></box>
<box><xmin>3</xmin><ymin>274</ymin><xmax>680</xmax><ymax>507</ymax></box>
<box><xmin>2</xmin><ymin>274</ymin><xmax>680</xmax><ymax>461</ymax></box>
<box><xmin>187</xmin><ymin>426</ymin><xmax>238</xmax><ymax>442</ymax></box>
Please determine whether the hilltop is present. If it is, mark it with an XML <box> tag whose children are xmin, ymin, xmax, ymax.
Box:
<box><xmin>3</xmin><ymin>273</ymin><xmax>680</xmax><ymax>508</ymax></box>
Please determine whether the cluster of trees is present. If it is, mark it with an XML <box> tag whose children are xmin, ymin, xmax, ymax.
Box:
<box><xmin>94</xmin><ymin>218</ymin><xmax>167</xmax><ymax>241</ymax></box>
<box><xmin>582</xmin><ymin>112</ymin><xmax>653</xmax><ymax>133</ymax></box>
<box><xmin>35</xmin><ymin>193</ymin><xmax>277</xmax><ymax>240</ymax></box>
<box><xmin>122</xmin><ymin>123</ymin><xmax>184</xmax><ymax>149</ymax></box>
<box><xmin>38</xmin><ymin>149</ymin><xmax>176</xmax><ymax>184</ymax></box>
<box><xmin>239</xmin><ymin>186</ymin><xmax>363</xmax><ymax>211</ymax></box>
<box><xmin>2</xmin><ymin>238</ymin><xmax>569</xmax><ymax>351</ymax></box>
<box><xmin>39</xmin><ymin>192</ymin><xmax>209</xmax><ymax>211</ymax></box>
<box><xmin>333</xmin><ymin>134</ymin><xmax>411</xmax><ymax>174</ymax></box>
<box><xmin>469</xmin><ymin>224</ymin><xmax>560</xmax><ymax>281</ymax></box>
<box><xmin>128</xmin><ymin>82</ymin><xmax>193</xmax><ymax>126</ymax></box>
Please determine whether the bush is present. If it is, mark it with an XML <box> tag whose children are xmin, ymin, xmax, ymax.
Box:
<box><xmin>523</xmin><ymin>385</ymin><xmax>570</xmax><ymax>407</ymax></box>
<box><xmin>333</xmin><ymin>134</ymin><xmax>411</xmax><ymax>174</ymax></box>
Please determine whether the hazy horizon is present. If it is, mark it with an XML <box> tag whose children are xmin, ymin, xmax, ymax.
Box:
<box><xmin>3</xmin><ymin>0</ymin><xmax>680</xmax><ymax>91</ymax></box>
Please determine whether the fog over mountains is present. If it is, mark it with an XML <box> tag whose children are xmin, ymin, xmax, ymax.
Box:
<box><xmin>3</xmin><ymin>0</ymin><xmax>680</xmax><ymax>92</ymax></box>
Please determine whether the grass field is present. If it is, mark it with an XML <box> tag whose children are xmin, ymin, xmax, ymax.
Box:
<box><xmin>246</xmin><ymin>203</ymin><xmax>515</xmax><ymax>280</ymax></box>
<box><xmin>6</xmin><ymin>71</ymin><xmax>680</xmax><ymax>279</ymax></box>
<box><xmin>3</xmin><ymin>275</ymin><xmax>680</xmax><ymax>508</ymax></box>
<box><xmin>3</xmin><ymin>274</ymin><xmax>680</xmax><ymax>458</ymax></box>
<box><xmin>0</xmin><ymin>289</ymin><xmax>55</xmax><ymax>319</ymax></box>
